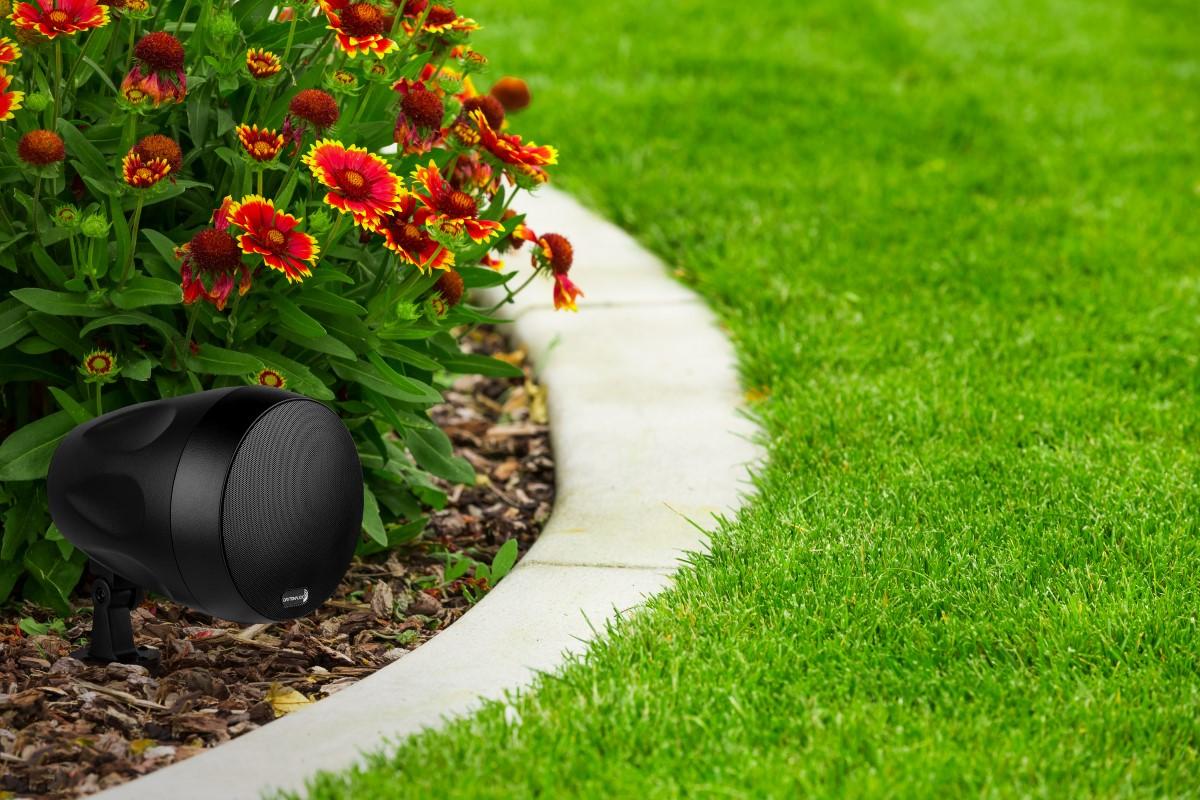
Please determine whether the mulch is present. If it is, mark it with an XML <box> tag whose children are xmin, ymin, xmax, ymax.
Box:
<box><xmin>0</xmin><ymin>328</ymin><xmax>554</xmax><ymax>799</ymax></box>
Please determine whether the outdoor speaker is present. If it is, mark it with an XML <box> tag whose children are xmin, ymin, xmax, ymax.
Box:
<box><xmin>47</xmin><ymin>386</ymin><xmax>363</xmax><ymax>664</ymax></box>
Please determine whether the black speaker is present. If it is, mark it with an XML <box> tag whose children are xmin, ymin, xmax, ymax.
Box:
<box><xmin>47</xmin><ymin>386</ymin><xmax>363</xmax><ymax>664</ymax></box>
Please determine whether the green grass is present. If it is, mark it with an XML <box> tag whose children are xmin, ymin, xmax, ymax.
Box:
<box><xmin>299</xmin><ymin>1</ymin><xmax>1200</xmax><ymax>796</ymax></box>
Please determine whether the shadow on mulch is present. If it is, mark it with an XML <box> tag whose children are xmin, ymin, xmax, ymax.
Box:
<box><xmin>0</xmin><ymin>327</ymin><xmax>554</xmax><ymax>799</ymax></box>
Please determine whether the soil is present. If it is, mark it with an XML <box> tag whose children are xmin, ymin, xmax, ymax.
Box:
<box><xmin>0</xmin><ymin>328</ymin><xmax>553</xmax><ymax>799</ymax></box>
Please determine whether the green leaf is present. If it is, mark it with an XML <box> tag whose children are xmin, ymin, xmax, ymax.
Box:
<box><xmin>437</xmin><ymin>352</ymin><xmax>524</xmax><ymax>378</ymax></box>
<box><xmin>458</xmin><ymin>266</ymin><xmax>518</xmax><ymax>289</ymax></box>
<box><xmin>362</xmin><ymin>486</ymin><xmax>387</xmax><ymax>546</ymax></box>
<box><xmin>405</xmin><ymin>426</ymin><xmax>475</xmax><ymax>484</ymax></box>
<box><xmin>11</xmin><ymin>288</ymin><xmax>106</xmax><ymax>317</ymax></box>
<box><xmin>378</xmin><ymin>341</ymin><xmax>441</xmax><ymax>372</ymax></box>
<box><xmin>0</xmin><ymin>302</ymin><xmax>31</xmax><ymax>350</ymax></box>
<box><xmin>0</xmin><ymin>559</ymin><xmax>23</xmax><ymax>604</ymax></box>
<box><xmin>22</xmin><ymin>540</ymin><xmax>84</xmax><ymax>615</ymax></box>
<box><xmin>243</xmin><ymin>346</ymin><xmax>336</xmax><ymax>401</ymax></box>
<box><xmin>275</xmin><ymin>295</ymin><xmax>328</xmax><ymax>339</ymax></box>
<box><xmin>490</xmin><ymin>538</ymin><xmax>519</xmax><ymax>584</ymax></box>
<box><xmin>124</xmin><ymin>357</ymin><xmax>153</xmax><ymax>381</ymax></box>
<box><xmin>58</xmin><ymin>119</ymin><xmax>112</xmax><ymax>186</ymax></box>
<box><xmin>2</xmin><ymin>495</ymin><xmax>44</xmax><ymax>560</ymax></box>
<box><xmin>296</xmin><ymin>288</ymin><xmax>367</xmax><ymax>317</ymax></box>
<box><xmin>142</xmin><ymin>228</ymin><xmax>182</xmax><ymax>266</ymax></box>
<box><xmin>0</xmin><ymin>411</ymin><xmax>75</xmax><ymax>481</ymax></box>
<box><xmin>367</xmin><ymin>352</ymin><xmax>442</xmax><ymax>402</ymax></box>
<box><xmin>333</xmin><ymin>356</ymin><xmax>441</xmax><ymax>404</ymax></box>
<box><xmin>48</xmin><ymin>387</ymin><xmax>95</xmax><ymax>425</ymax></box>
<box><xmin>79</xmin><ymin>311</ymin><xmax>179</xmax><ymax>343</ymax></box>
<box><xmin>185</xmin><ymin>345</ymin><xmax>263</xmax><ymax>376</ymax></box>
<box><xmin>110</xmin><ymin>276</ymin><xmax>183</xmax><ymax>309</ymax></box>
<box><xmin>278</xmin><ymin>330</ymin><xmax>357</xmax><ymax>361</ymax></box>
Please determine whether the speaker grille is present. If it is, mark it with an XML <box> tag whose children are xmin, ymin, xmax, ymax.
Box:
<box><xmin>221</xmin><ymin>400</ymin><xmax>362</xmax><ymax>620</ymax></box>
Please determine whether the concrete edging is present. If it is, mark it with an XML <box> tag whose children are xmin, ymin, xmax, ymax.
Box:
<box><xmin>96</xmin><ymin>186</ymin><xmax>758</xmax><ymax>799</ymax></box>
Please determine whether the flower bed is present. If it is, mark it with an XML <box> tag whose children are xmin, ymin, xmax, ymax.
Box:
<box><xmin>1</xmin><ymin>326</ymin><xmax>553</xmax><ymax>798</ymax></box>
<box><xmin>0</xmin><ymin>3</ymin><xmax>580</xmax><ymax>641</ymax></box>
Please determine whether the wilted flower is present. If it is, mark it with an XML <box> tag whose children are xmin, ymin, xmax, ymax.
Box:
<box><xmin>121</xmin><ymin>151</ymin><xmax>170</xmax><ymax>188</ymax></box>
<box><xmin>320</xmin><ymin>0</ymin><xmax>396</xmax><ymax>58</ymax></box>
<box><xmin>392</xmin><ymin>78</ymin><xmax>443</xmax><ymax>155</ymax></box>
<box><xmin>284</xmin><ymin>88</ymin><xmax>339</xmax><ymax>151</ymax></box>
<box><xmin>12</xmin><ymin>0</ymin><xmax>109</xmax><ymax>38</ymax></box>
<box><xmin>490</xmin><ymin>76</ymin><xmax>530</xmax><ymax>112</ymax></box>
<box><xmin>534</xmin><ymin>233</ymin><xmax>582</xmax><ymax>311</ymax></box>
<box><xmin>246</xmin><ymin>48</ymin><xmax>282</xmax><ymax>80</ymax></box>
<box><xmin>180</xmin><ymin>227</ymin><xmax>250</xmax><ymax>310</ymax></box>
<box><xmin>303</xmin><ymin>139</ymin><xmax>404</xmax><ymax>229</ymax></box>
<box><xmin>225</xmin><ymin>195</ymin><xmax>319</xmax><ymax>281</ymax></box>
<box><xmin>236</xmin><ymin>124</ymin><xmax>285</xmax><ymax>162</ymax></box>
<box><xmin>122</xmin><ymin>31</ymin><xmax>187</xmax><ymax>107</ymax></box>
<box><xmin>17</xmin><ymin>129</ymin><xmax>64</xmax><ymax>166</ymax></box>
<box><xmin>375</xmin><ymin>195</ymin><xmax>454</xmax><ymax>271</ymax></box>
<box><xmin>462</xmin><ymin>94</ymin><xmax>504</xmax><ymax>130</ymax></box>
<box><xmin>435</xmin><ymin>269</ymin><xmax>464</xmax><ymax>306</ymax></box>
<box><xmin>468</xmin><ymin>109</ymin><xmax>557</xmax><ymax>184</ymax></box>
<box><xmin>0</xmin><ymin>69</ymin><xmax>23</xmax><ymax>121</ymax></box>
<box><xmin>411</xmin><ymin>161</ymin><xmax>501</xmax><ymax>244</ymax></box>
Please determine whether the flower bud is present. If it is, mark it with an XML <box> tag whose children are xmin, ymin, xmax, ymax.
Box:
<box><xmin>53</xmin><ymin>204</ymin><xmax>81</xmax><ymax>228</ymax></box>
<box><xmin>81</xmin><ymin>213</ymin><xmax>110</xmax><ymax>238</ymax></box>
<box><xmin>307</xmin><ymin>208</ymin><xmax>333</xmax><ymax>235</ymax></box>
<box><xmin>210</xmin><ymin>10</ymin><xmax>239</xmax><ymax>41</ymax></box>
<box><xmin>24</xmin><ymin>92</ymin><xmax>50</xmax><ymax>112</ymax></box>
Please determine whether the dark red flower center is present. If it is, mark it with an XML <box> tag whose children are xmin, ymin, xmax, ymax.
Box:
<box><xmin>135</xmin><ymin>32</ymin><xmax>185</xmax><ymax>73</ymax></box>
<box><xmin>289</xmin><ymin>89</ymin><xmax>340</xmax><ymax>128</ymax></box>
<box><xmin>48</xmin><ymin>9</ymin><xmax>69</xmax><ymax>25</ymax></box>
<box><xmin>266</xmin><ymin>229</ymin><xmax>287</xmax><ymax>248</ymax></box>
<box><xmin>541</xmin><ymin>233</ymin><xmax>574</xmax><ymax>274</ymax></box>
<box><xmin>190</xmin><ymin>228</ymin><xmax>242</xmax><ymax>273</ymax></box>
<box><xmin>401</xmin><ymin>87</ymin><xmax>443</xmax><ymax>130</ymax></box>
<box><xmin>17</xmin><ymin>129</ymin><xmax>66</xmax><ymax>166</ymax></box>
<box><xmin>463</xmin><ymin>95</ymin><xmax>505</xmax><ymax>130</ymax></box>
<box><xmin>341</xmin><ymin>3</ymin><xmax>385</xmax><ymax>37</ymax></box>
<box><xmin>134</xmin><ymin>134</ymin><xmax>183</xmax><ymax>173</ymax></box>
<box><xmin>425</xmin><ymin>5</ymin><xmax>456</xmax><ymax>26</ymax></box>
<box><xmin>337</xmin><ymin>169</ymin><xmax>370</xmax><ymax>199</ymax></box>
<box><xmin>443</xmin><ymin>190</ymin><xmax>476</xmax><ymax>219</ymax></box>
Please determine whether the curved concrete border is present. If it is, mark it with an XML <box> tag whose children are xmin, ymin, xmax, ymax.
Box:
<box><xmin>97</xmin><ymin>187</ymin><xmax>759</xmax><ymax>799</ymax></box>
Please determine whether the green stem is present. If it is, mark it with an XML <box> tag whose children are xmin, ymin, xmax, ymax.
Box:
<box><xmin>256</xmin><ymin>169</ymin><xmax>263</xmax><ymax>196</ymax></box>
<box><xmin>485</xmin><ymin>270</ymin><xmax>539</xmax><ymax>314</ymax></box>
<box><xmin>240</xmin><ymin>85</ymin><xmax>256</xmax><ymax>123</ymax></box>
<box><xmin>282</xmin><ymin>10</ymin><xmax>299</xmax><ymax>63</ymax></box>
<box><xmin>119</xmin><ymin>194</ymin><xmax>146</xmax><ymax>289</ymax></box>
<box><xmin>30</xmin><ymin>176</ymin><xmax>41</xmax><ymax>244</ymax></box>
<box><xmin>51</xmin><ymin>40</ymin><xmax>63</xmax><ymax>123</ymax></box>
<box><xmin>315</xmin><ymin>214</ymin><xmax>348</xmax><ymax>267</ymax></box>
<box><xmin>94</xmin><ymin>383</ymin><xmax>103</xmax><ymax>416</ymax></box>
<box><xmin>225</xmin><ymin>290</ymin><xmax>242</xmax><ymax>346</ymax></box>
<box><xmin>173</xmin><ymin>0</ymin><xmax>195</xmax><ymax>34</ymax></box>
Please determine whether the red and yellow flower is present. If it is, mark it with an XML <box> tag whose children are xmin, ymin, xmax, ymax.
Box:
<box><xmin>411</xmin><ymin>161</ymin><xmax>501</xmax><ymax>244</ymax></box>
<box><xmin>0</xmin><ymin>69</ymin><xmax>23</xmax><ymax>121</ymax></box>
<box><xmin>303</xmin><ymin>139</ymin><xmax>404</xmax><ymax>229</ymax></box>
<box><xmin>81</xmin><ymin>349</ymin><xmax>116</xmax><ymax>379</ymax></box>
<box><xmin>236</xmin><ymin>124</ymin><xmax>285</xmax><ymax>162</ymax></box>
<box><xmin>404</xmin><ymin>3</ymin><xmax>477</xmax><ymax>35</ymax></box>
<box><xmin>319</xmin><ymin>0</ymin><xmax>396</xmax><ymax>58</ymax></box>
<box><xmin>392</xmin><ymin>78</ymin><xmax>444</xmax><ymax>155</ymax></box>
<box><xmin>179</xmin><ymin>227</ymin><xmax>250</xmax><ymax>311</ymax></box>
<box><xmin>121</xmin><ymin>151</ymin><xmax>170</xmax><ymax>188</ymax></box>
<box><xmin>0</xmin><ymin>37</ymin><xmax>22</xmax><ymax>65</ymax></box>
<box><xmin>469</xmin><ymin>109</ymin><xmax>557</xmax><ymax>184</ymax></box>
<box><xmin>132</xmin><ymin>133</ymin><xmax>183</xmax><ymax>178</ymax></box>
<box><xmin>225</xmin><ymin>195</ymin><xmax>319</xmax><ymax>282</ymax></box>
<box><xmin>245</xmin><ymin>48</ymin><xmax>281</xmax><ymax>79</ymax></box>
<box><xmin>256</xmin><ymin>368</ymin><xmax>286</xmax><ymax>389</ymax></box>
<box><xmin>374</xmin><ymin>194</ymin><xmax>454</xmax><ymax>271</ymax></box>
<box><xmin>12</xmin><ymin>0</ymin><xmax>109</xmax><ymax>38</ymax></box>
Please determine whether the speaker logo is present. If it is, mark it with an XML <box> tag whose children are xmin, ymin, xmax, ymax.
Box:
<box><xmin>281</xmin><ymin>588</ymin><xmax>310</xmax><ymax>608</ymax></box>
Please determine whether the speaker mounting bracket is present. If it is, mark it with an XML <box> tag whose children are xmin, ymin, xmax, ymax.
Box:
<box><xmin>72</xmin><ymin>563</ymin><xmax>160</xmax><ymax>668</ymax></box>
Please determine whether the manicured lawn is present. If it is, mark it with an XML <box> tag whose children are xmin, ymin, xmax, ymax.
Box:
<box><xmin>300</xmin><ymin>1</ymin><xmax>1200</xmax><ymax>796</ymax></box>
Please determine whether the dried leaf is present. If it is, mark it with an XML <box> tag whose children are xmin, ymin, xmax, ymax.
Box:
<box><xmin>266</xmin><ymin>684</ymin><xmax>313</xmax><ymax>717</ymax></box>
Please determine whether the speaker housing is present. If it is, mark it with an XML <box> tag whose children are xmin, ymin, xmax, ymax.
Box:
<box><xmin>48</xmin><ymin>386</ymin><xmax>363</xmax><ymax>631</ymax></box>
